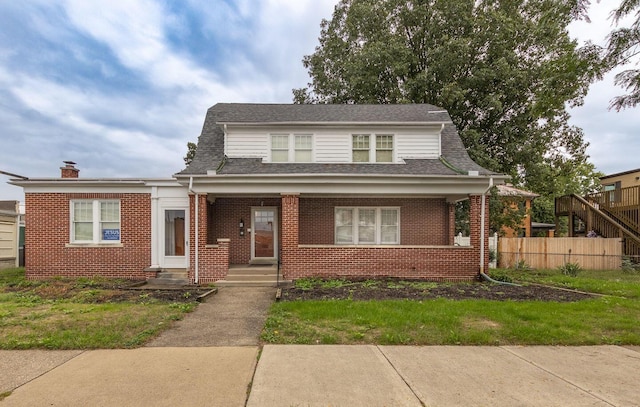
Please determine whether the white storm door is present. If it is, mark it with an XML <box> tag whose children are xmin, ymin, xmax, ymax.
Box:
<box><xmin>162</xmin><ymin>208</ymin><xmax>188</xmax><ymax>268</ymax></box>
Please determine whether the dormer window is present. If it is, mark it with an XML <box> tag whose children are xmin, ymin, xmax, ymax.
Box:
<box><xmin>352</xmin><ymin>134</ymin><xmax>394</xmax><ymax>163</ymax></box>
<box><xmin>270</xmin><ymin>134</ymin><xmax>313</xmax><ymax>162</ymax></box>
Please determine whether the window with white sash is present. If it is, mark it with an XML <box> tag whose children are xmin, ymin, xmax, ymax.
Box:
<box><xmin>335</xmin><ymin>207</ymin><xmax>399</xmax><ymax>244</ymax></box>
<box><xmin>351</xmin><ymin>134</ymin><xmax>394</xmax><ymax>163</ymax></box>
<box><xmin>71</xmin><ymin>200</ymin><xmax>121</xmax><ymax>243</ymax></box>
<box><xmin>270</xmin><ymin>134</ymin><xmax>313</xmax><ymax>162</ymax></box>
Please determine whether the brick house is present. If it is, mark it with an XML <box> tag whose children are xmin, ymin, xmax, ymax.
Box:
<box><xmin>11</xmin><ymin>103</ymin><xmax>505</xmax><ymax>284</ymax></box>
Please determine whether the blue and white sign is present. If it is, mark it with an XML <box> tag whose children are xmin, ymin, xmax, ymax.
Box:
<box><xmin>102</xmin><ymin>229</ymin><xmax>120</xmax><ymax>241</ymax></box>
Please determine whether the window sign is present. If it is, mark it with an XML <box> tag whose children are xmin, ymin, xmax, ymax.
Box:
<box><xmin>102</xmin><ymin>229</ymin><xmax>120</xmax><ymax>241</ymax></box>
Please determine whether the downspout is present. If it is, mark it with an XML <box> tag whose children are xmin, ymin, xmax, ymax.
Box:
<box><xmin>189</xmin><ymin>177</ymin><xmax>199</xmax><ymax>284</ymax></box>
<box><xmin>480</xmin><ymin>177</ymin><xmax>493</xmax><ymax>276</ymax></box>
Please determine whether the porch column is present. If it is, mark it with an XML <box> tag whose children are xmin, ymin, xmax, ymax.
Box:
<box><xmin>188</xmin><ymin>194</ymin><xmax>208</xmax><ymax>283</ymax></box>
<box><xmin>448</xmin><ymin>202</ymin><xmax>456</xmax><ymax>245</ymax></box>
<box><xmin>469</xmin><ymin>195</ymin><xmax>490</xmax><ymax>273</ymax></box>
<box><xmin>280</xmin><ymin>193</ymin><xmax>300</xmax><ymax>279</ymax></box>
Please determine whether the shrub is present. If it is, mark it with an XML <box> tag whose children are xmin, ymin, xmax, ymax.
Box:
<box><xmin>621</xmin><ymin>256</ymin><xmax>640</xmax><ymax>274</ymax></box>
<box><xmin>489</xmin><ymin>249</ymin><xmax>497</xmax><ymax>263</ymax></box>
<box><xmin>488</xmin><ymin>270</ymin><xmax>513</xmax><ymax>283</ymax></box>
<box><xmin>559</xmin><ymin>262</ymin><xmax>582</xmax><ymax>277</ymax></box>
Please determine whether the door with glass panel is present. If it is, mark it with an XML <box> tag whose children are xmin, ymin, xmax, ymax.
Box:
<box><xmin>162</xmin><ymin>208</ymin><xmax>188</xmax><ymax>268</ymax></box>
<box><xmin>251</xmin><ymin>208</ymin><xmax>278</xmax><ymax>262</ymax></box>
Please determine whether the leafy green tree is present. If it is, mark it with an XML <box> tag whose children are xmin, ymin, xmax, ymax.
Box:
<box><xmin>605</xmin><ymin>0</ymin><xmax>640</xmax><ymax>110</ymax></box>
<box><xmin>295</xmin><ymin>0</ymin><xmax>605</xmax><ymax>231</ymax></box>
<box><xmin>184</xmin><ymin>142</ymin><xmax>197</xmax><ymax>165</ymax></box>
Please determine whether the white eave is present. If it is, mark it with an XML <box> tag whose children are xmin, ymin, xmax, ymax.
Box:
<box><xmin>174</xmin><ymin>172</ymin><xmax>507</xmax><ymax>196</ymax></box>
<box><xmin>9</xmin><ymin>178</ymin><xmax>184</xmax><ymax>193</ymax></box>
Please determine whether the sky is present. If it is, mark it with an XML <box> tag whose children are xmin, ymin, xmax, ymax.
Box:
<box><xmin>1</xmin><ymin>0</ymin><xmax>638</xmax><ymax>202</ymax></box>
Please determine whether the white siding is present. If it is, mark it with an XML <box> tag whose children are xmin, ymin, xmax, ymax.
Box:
<box><xmin>0</xmin><ymin>217</ymin><xmax>17</xmax><ymax>261</ymax></box>
<box><xmin>396</xmin><ymin>133</ymin><xmax>440</xmax><ymax>159</ymax></box>
<box><xmin>226</xmin><ymin>130</ymin><xmax>269</xmax><ymax>158</ymax></box>
<box><xmin>315</xmin><ymin>134</ymin><xmax>351</xmax><ymax>163</ymax></box>
<box><xmin>225</xmin><ymin>125</ymin><xmax>442</xmax><ymax>162</ymax></box>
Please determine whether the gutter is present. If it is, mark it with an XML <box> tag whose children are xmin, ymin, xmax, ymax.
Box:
<box><xmin>189</xmin><ymin>177</ymin><xmax>199</xmax><ymax>284</ymax></box>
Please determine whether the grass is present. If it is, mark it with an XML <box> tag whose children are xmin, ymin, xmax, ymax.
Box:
<box><xmin>503</xmin><ymin>268</ymin><xmax>640</xmax><ymax>299</ymax></box>
<box><xmin>0</xmin><ymin>268</ymin><xmax>196</xmax><ymax>349</ymax></box>
<box><xmin>262</xmin><ymin>268</ymin><xmax>640</xmax><ymax>346</ymax></box>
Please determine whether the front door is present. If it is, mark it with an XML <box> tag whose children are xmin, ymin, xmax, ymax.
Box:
<box><xmin>251</xmin><ymin>207</ymin><xmax>277</xmax><ymax>263</ymax></box>
<box><xmin>162</xmin><ymin>208</ymin><xmax>188</xmax><ymax>268</ymax></box>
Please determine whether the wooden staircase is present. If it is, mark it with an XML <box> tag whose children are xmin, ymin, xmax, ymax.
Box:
<box><xmin>556</xmin><ymin>186</ymin><xmax>640</xmax><ymax>258</ymax></box>
<box><xmin>215</xmin><ymin>264</ymin><xmax>291</xmax><ymax>287</ymax></box>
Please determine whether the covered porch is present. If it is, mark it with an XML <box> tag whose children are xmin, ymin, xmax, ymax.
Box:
<box><xmin>186</xmin><ymin>183</ymin><xmax>491</xmax><ymax>284</ymax></box>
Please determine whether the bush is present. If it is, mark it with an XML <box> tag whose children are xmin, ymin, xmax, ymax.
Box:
<box><xmin>621</xmin><ymin>256</ymin><xmax>640</xmax><ymax>274</ymax></box>
<box><xmin>488</xmin><ymin>270</ymin><xmax>513</xmax><ymax>283</ymax></box>
<box><xmin>559</xmin><ymin>262</ymin><xmax>582</xmax><ymax>277</ymax></box>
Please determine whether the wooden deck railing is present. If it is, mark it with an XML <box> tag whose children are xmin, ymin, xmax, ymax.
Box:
<box><xmin>555</xmin><ymin>194</ymin><xmax>640</xmax><ymax>257</ymax></box>
<box><xmin>585</xmin><ymin>185</ymin><xmax>639</xmax><ymax>234</ymax></box>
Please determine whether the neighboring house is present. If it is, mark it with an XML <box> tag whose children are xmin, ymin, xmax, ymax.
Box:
<box><xmin>556</xmin><ymin>167</ymin><xmax>640</xmax><ymax>258</ymax></box>
<box><xmin>10</xmin><ymin>103</ymin><xmax>505</xmax><ymax>283</ymax></box>
<box><xmin>496</xmin><ymin>184</ymin><xmax>539</xmax><ymax>237</ymax></box>
<box><xmin>0</xmin><ymin>200</ymin><xmax>19</xmax><ymax>269</ymax></box>
<box><xmin>600</xmin><ymin>168</ymin><xmax>640</xmax><ymax>191</ymax></box>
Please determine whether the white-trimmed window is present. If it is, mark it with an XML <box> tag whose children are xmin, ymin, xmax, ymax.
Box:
<box><xmin>270</xmin><ymin>134</ymin><xmax>313</xmax><ymax>162</ymax></box>
<box><xmin>71</xmin><ymin>200</ymin><xmax>121</xmax><ymax>243</ymax></box>
<box><xmin>352</xmin><ymin>134</ymin><xmax>394</xmax><ymax>163</ymax></box>
<box><xmin>335</xmin><ymin>207</ymin><xmax>399</xmax><ymax>244</ymax></box>
<box><xmin>270</xmin><ymin>134</ymin><xmax>289</xmax><ymax>162</ymax></box>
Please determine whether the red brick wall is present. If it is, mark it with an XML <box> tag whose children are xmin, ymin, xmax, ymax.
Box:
<box><xmin>281</xmin><ymin>194</ymin><xmax>489</xmax><ymax>281</ymax></box>
<box><xmin>24</xmin><ymin>192</ymin><xmax>151</xmax><ymax>280</ymax></box>
<box><xmin>189</xmin><ymin>194</ymin><xmax>230</xmax><ymax>283</ymax></box>
<box><xmin>208</xmin><ymin>197</ymin><xmax>281</xmax><ymax>264</ymax></box>
<box><xmin>298</xmin><ymin>197</ymin><xmax>449</xmax><ymax>245</ymax></box>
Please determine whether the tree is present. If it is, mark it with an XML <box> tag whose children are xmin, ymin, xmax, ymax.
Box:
<box><xmin>295</xmin><ymin>0</ymin><xmax>604</xmax><ymax>231</ymax></box>
<box><xmin>184</xmin><ymin>142</ymin><xmax>197</xmax><ymax>165</ymax></box>
<box><xmin>605</xmin><ymin>0</ymin><xmax>640</xmax><ymax>110</ymax></box>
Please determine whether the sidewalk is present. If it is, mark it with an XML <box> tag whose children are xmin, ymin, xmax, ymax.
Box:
<box><xmin>248</xmin><ymin>345</ymin><xmax>640</xmax><ymax>407</ymax></box>
<box><xmin>2</xmin><ymin>345</ymin><xmax>639</xmax><ymax>406</ymax></box>
<box><xmin>1</xmin><ymin>347</ymin><xmax>258</xmax><ymax>407</ymax></box>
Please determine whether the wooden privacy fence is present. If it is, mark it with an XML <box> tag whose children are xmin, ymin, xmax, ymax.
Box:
<box><xmin>498</xmin><ymin>238</ymin><xmax>623</xmax><ymax>270</ymax></box>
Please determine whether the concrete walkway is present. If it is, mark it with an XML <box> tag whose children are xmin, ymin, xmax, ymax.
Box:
<box><xmin>146</xmin><ymin>286</ymin><xmax>275</xmax><ymax>347</ymax></box>
<box><xmin>3</xmin><ymin>345</ymin><xmax>639</xmax><ymax>406</ymax></box>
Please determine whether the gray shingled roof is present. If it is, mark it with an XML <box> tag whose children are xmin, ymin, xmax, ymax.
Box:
<box><xmin>178</xmin><ymin>103</ymin><xmax>495</xmax><ymax>176</ymax></box>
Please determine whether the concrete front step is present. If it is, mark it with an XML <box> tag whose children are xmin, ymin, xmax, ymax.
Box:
<box><xmin>149</xmin><ymin>278</ymin><xmax>190</xmax><ymax>285</ymax></box>
<box><xmin>215</xmin><ymin>280</ymin><xmax>292</xmax><ymax>287</ymax></box>
<box><xmin>149</xmin><ymin>269</ymin><xmax>189</xmax><ymax>285</ymax></box>
<box><xmin>218</xmin><ymin>264</ymin><xmax>286</xmax><ymax>287</ymax></box>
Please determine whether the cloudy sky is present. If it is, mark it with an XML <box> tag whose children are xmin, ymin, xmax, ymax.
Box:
<box><xmin>1</xmin><ymin>0</ymin><xmax>638</xmax><ymax>202</ymax></box>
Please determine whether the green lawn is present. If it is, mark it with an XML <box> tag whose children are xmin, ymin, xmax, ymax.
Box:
<box><xmin>0</xmin><ymin>268</ymin><xmax>196</xmax><ymax>349</ymax></box>
<box><xmin>262</xmin><ymin>268</ymin><xmax>640</xmax><ymax>346</ymax></box>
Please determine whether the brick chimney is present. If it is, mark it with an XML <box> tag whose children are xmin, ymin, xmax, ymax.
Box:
<box><xmin>60</xmin><ymin>161</ymin><xmax>79</xmax><ymax>178</ymax></box>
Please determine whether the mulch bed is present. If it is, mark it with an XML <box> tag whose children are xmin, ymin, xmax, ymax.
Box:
<box><xmin>3</xmin><ymin>279</ymin><xmax>211</xmax><ymax>303</ymax></box>
<box><xmin>279</xmin><ymin>280</ymin><xmax>596</xmax><ymax>302</ymax></box>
